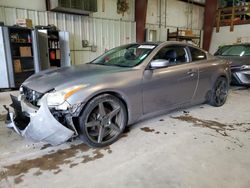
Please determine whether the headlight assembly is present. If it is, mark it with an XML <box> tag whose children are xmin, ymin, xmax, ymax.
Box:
<box><xmin>39</xmin><ymin>85</ymin><xmax>88</xmax><ymax>108</ymax></box>
<box><xmin>19</xmin><ymin>85</ymin><xmax>24</xmax><ymax>94</ymax></box>
<box><xmin>241</xmin><ymin>65</ymin><xmax>250</xmax><ymax>70</ymax></box>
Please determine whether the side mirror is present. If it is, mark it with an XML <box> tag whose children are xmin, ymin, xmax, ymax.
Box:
<box><xmin>150</xmin><ymin>59</ymin><xmax>170</xmax><ymax>69</ymax></box>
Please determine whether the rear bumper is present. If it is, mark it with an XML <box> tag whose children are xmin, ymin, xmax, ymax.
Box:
<box><xmin>6</xmin><ymin>95</ymin><xmax>74</xmax><ymax>145</ymax></box>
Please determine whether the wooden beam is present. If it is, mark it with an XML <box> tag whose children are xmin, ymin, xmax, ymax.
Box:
<box><xmin>178</xmin><ymin>0</ymin><xmax>205</xmax><ymax>7</ymax></box>
<box><xmin>203</xmin><ymin>0</ymin><xmax>218</xmax><ymax>51</ymax></box>
<box><xmin>46</xmin><ymin>0</ymin><xmax>50</xmax><ymax>11</ymax></box>
<box><xmin>216</xmin><ymin>9</ymin><xmax>221</xmax><ymax>32</ymax></box>
<box><xmin>230</xmin><ymin>6</ymin><xmax>235</xmax><ymax>32</ymax></box>
<box><xmin>135</xmin><ymin>0</ymin><xmax>148</xmax><ymax>43</ymax></box>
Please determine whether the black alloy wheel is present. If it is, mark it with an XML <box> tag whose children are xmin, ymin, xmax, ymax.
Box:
<box><xmin>79</xmin><ymin>94</ymin><xmax>127</xmax><ymax>147</ymax></box>
<box><xmin>209</xmin><ymin>77</ymin><xmax>229</xmax><ymax>107</ymax></box>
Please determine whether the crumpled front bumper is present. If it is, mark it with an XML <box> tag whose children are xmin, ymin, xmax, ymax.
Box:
<box><xmin>6</xmin><ymin>95</ymin><xmax>74</xmax><ymax>145</ymax></box>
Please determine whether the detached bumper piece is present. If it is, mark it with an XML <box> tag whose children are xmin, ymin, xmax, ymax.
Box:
<box><xmin>6</xmin><ymin>95</ymin><xmax>74</xmax><ymax>146</ymax></box>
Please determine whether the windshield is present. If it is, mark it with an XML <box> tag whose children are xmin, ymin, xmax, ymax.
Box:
<box><xmin>215</xmin><ymin>45</ymin><xmax>250</xmax><ymax>56</ymax></box>
<box><xmin>91</xmin><ymin>44</ymin><xmax>156</xmax><ymax>67</ymax></box>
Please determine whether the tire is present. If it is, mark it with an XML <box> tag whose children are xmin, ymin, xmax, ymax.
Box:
<box><xmin>78</xmin><ymin>94</ymin><xmax>127</xmax><ymax>148</ymax></box>
<box><xmin>209</xmin><ymin>77</ymin><xmax>229</xmax><ymax>107</ymax></box>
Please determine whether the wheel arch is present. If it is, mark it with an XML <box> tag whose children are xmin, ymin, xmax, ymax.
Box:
<box><xmin>212</xmin><ymin>74</ymin><xmax>229</xmax><ymax>87</ymax></box>
<box><xmin>205</xmin><ymin>74</ymin><xmax>229</xmax><ymax>103</ymax></box>
<box><xmin>75</xmin><ymin>90</ymin><xmax>130</xmax><ymax>126</ymax></box>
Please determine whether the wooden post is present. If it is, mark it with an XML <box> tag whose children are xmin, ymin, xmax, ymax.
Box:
<box><xmin>216</xmin><ymin>9</ymin><xmax>221</xmax><ymax>32</ymax></box>
<box><xmin>202</xmin><ymin>0</ymin><xmax>218</xmax><ymax>51</ymax></box>
<box><xmin>230</xmin><ymin>6</ymin><xmax>235</xmax><ymax>32</ymax></box>
<box><xmin>135</xmin><ymin>0</ymin><xmax>148</xmax><ymax>43</ymax></box>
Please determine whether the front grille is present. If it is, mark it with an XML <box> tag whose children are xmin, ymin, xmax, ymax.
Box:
<box><xmin>22</xmin><ymin>86</ymin><xmax>44</xmax><ymax>106</ymax></box>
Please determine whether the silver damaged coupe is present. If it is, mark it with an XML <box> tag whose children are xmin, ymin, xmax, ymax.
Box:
<box><xmin>6</xmin><ymin>42</ymin><xmax>231</xmax><ymax>147</ymax></box>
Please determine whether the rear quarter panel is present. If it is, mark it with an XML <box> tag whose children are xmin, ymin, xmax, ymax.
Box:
<box><xmin>193</xmin><ymin>57</ymin><xmax>230</xmax><ymax>103</ymax></box>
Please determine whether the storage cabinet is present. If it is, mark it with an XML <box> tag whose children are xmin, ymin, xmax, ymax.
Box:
<box><xmin>0</xmin><ymin>27</ymin><xmax>10</xmax><ymax>88</ymax></box>
<box><xmin>48</xmin><ymin>30</ymin><xmax>61</xmax><ymax>67</ymax></box>
<box><xmin>0</xmin><ymin>26</ymin><xmax>70</xmax><ymax>89</ymax></box>
<box><xmin>9</xmin><ymin>27</ymin><xmax>36</xmax><ymax>87</ymax></box>
<box><xmin>0</xmin><ymin>26</ymin><xmax>39</xmax><ymax>88</ymax></box>
<box><xmin>35</xmin><ymin>27</ymin><xmax>71</xmax><ymax>70</ymax></box>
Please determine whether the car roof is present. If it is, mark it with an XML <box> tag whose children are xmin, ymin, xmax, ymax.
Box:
<box><xmin>139</xmin><ymin>41</ymin><xmax>202</xmax><ymax>48</ymax></box>
<box><xmin>139</xmin><ymin>41</ymin><xmax>191</xmax><ymax>45</ymax></box>
<box><xmin>127</xmin><ymin>41</ymin><xmax>207</xmax><ymax>53</ymax></box>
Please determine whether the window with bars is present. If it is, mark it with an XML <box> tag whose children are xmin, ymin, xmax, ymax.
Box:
<box><xmin>58</xmin><ymin>0</ymin><xmax>97</xmax><ymax>12</ymax></box>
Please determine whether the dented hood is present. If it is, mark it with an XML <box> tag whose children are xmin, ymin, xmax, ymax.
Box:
<box><xmin>22</xmin><ymin>64</ymin><xmax>132</xmax><ymax>93</ymax></box>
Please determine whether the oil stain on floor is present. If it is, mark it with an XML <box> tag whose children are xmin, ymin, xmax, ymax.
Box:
<box><xmin>140</xmin><ymin>127</ymin><xmax>155</xmax><ymax>132</ymax></box>
<box><xmin>171</xmin><ymin>115</ymin><xmax>235</xmax><ymax>137</ymax></box>
<box><xmin>0</xmin><ymin>144</ymin><xmax>112</xmax><ymax>185</ymax></box>
<box><xmin>140</xmin><ymin>127</ymin><xmax>168</xmax><ymax>135</ymax></box>
<box><xmin>172</xmin><ymin>115</ymin><xmax>250</xmax><ymax>147</ymax></box>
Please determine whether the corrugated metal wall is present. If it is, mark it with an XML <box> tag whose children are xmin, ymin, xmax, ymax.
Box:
<box><xmin>0</xmin><ymin>6</ymin><xmax>136</xmax><ymax>65</ymax></box>
<box><xmin>145</xmin><ymin>0</ymin><xmax>204</xmax><ymax>46</ymax></box>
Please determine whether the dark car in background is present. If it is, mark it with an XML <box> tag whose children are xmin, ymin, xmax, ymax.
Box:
<box><xmin>215</xmin><ymin>43</ymin><xmax>250</xmax><ymax>86</ymax></box>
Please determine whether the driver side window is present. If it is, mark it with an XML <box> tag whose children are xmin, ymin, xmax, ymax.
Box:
<box><xmin>153</xmin><ymin>46</ymin><xmax>188</xmax><ymax>66</ymax></box>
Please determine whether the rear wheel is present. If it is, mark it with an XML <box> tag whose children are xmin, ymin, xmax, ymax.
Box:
<box><xmin>209</xmin><ymin>77</ymin><xmax>229</xmax><ymax>107</ymax></box>
<box><xmin>79</xmin><ymin>94</ymin><xmax>127</xmax><ymax>148</ymax></box>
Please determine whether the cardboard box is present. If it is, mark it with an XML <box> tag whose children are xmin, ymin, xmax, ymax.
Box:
<box><xmin>20</xmin><ymin>47</ymin><xmax>32</xmax><ymax>57</ymax></box>
<box><xmin>178</xmin><ymin>29</ymin><xmax>193</xmax><ymax>36</ymax></box>
<box><xmin>16</xmin><ymin>19</ymin><xmax>33</xmax><ymax>28</ymax></box>
<box><xmin>14</xmin><ymin>59</ymin><xmax>22</xmax><ymax>73</ymax></box>
<box><xmin>178</xmin><ymin>30</ymin><xmax>186</xmax><ymax>36</ymax></box>
<box><xmin>185</xmin><ymin>30</ymin><xmax>193</xmax><ymax>36</ymax></box>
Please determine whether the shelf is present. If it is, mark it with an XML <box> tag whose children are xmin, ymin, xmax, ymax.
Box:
<box><xmin>49</xmin><ymin>59</ymin><xmax>61</xmax><ymax>61</ymax></box>
<box><xmin>49</xmin><ymin>48</ymin><xmax>60</xmax><ymax>50</ymax></box>
<box><xmin>22</xmin><ymin>69</ymin><xmax>34</xmax><ymax>73</ymax></box>
<box><xmin>11</xmin><ymin>42</ymin><xmax>32</xmax><ymax>45</ymax></box>
<box><xmin>13</xmin><ymin>56</ymin><xmax>33</xmax><ymax>59</ymax></box>
<box><xmin>48</xmin><ymin>38</ymin><xmax>59</xmax><ymax>40</ymax></box>
<box><xmin>168</xmin><ymin>35</ymin><xmax>200</xmax><ymax>40</ymax></box>
<box><xmin>167</xmin><ymin>28</ymin><xmax>202</xmax><ymax>47</ymax></box>
<box><xmin>9</xmin><ymin>26</ymin><xmax>32</xmax><ymax>31</ymax></box>
<box><xmin>15</xmin><ymin>70</ymin><xmax>34</xmax><ymax>74</ymax></box>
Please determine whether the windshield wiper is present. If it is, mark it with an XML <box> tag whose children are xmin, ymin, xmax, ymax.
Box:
<box><xmin>111</xmin><ymin>64</ymin><xmax>131</xmax><ymax>67</ymax></box>
<box><xmin>92</xmin><ymin>63</ymin><xmax>131</xmax><ymax>67</ymax></box>
<box><xmin>91</xmin><ymin>63</ymin><xmax>112</xmax><ymax>66</ymax></box>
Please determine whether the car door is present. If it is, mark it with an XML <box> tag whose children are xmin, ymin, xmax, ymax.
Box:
<box><xmin>142</xmin><ymin>45</ymin><xmax>199</xmax><ymax>114</ymax></box>
<box><xmin>187</xmin><ymin>46</ymin><xmax>211</xmax><ymax>102</ymax></box>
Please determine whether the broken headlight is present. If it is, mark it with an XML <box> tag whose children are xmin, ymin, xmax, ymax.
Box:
<box><xmin>19</xmin><ymin>85</ymin><xmax>24</xmax><ymax>94</ymax></box>
<box><xmin>42</xmin><ymin>85</ymin><xmax>87</xmax><ymax>109</ymax></box>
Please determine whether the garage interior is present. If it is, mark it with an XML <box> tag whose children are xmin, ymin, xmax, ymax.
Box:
<box><xmin>0</xmin><ymin>0</ymin><xmax>250</xmax><ymax>187</ymax></box>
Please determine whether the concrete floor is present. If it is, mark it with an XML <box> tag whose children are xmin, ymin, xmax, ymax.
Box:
<box><xmin>0</xmin><ymin>87</ymin><xmax>250</xmax><ymax>188</ymax></box>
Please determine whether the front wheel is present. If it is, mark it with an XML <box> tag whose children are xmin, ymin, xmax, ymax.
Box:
<box><xmin>78</xmin><ymin>94</ymin><xmax>127</xmax><ymax>148</ymax></box>
<box><xmin>209</xmin><ymin>77</ymin><xmax>229</xmax><ymax>107</ymax></box>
